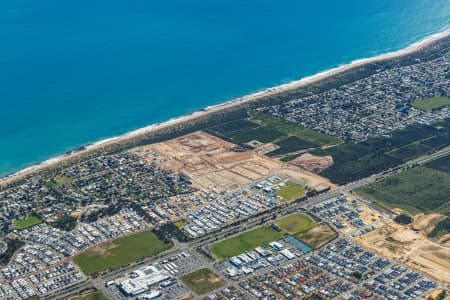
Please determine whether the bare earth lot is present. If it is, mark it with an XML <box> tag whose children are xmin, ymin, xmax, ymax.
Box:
<box><xmin>354</xmin><ymin>219</ymin><xmax>450</xmax><ymax>283</ymax></box>
<box><xmin>132</xmin><ymin>131</ymin><xmax>334</xmax><ymax>192</ymax></box>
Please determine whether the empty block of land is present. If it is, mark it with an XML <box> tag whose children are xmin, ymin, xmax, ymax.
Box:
<box><xmin>133</xmin><ymin>131</ymin><xmax>333</xmax><ymax>192</ymax></box>
<box><xmin>356</xmin><ymin>166</ymin><xmax>450</xmax><ymax>215</ymax></box>
<box><xmin>276</xmin><ymin>213</ymin><xmax>336</xmax><ymax>248</ymax></box>
<box><xmin>181</xmin><ymin>268</ymin><xmax>226</xmax><ymax>295</ymax></box>
<box><xmin>275</xmin><ymin>181</ymin><xmax>306</xmax><ymax>201</ymax></box>
<box><xmin>74</xmin><ymin>230</ymin><xmax>171</xmax><ymax>275</ymax></box>
<box><xmin>276</xmin><ymin>213</ymin><xmax>316</xmax><ymax>234</ymax></box>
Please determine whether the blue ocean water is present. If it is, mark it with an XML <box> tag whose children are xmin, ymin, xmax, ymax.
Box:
<box><xmin>0</xmin><ymin>0</ymin><xmax>449</xmax><ymax>177</ymax></box>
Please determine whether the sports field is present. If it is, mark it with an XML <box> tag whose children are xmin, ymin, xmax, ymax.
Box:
<box><xmin>181</xmin><ymin>268</ymin><xmax>226</xmax><ymax>295</ymax></box>
<box><xmin>211</xmin><ymin>226</ymin><xmax>283</xmax><ymax>259</ymax></box>
<box><xmin>74</xmin><ymin>230</ymin><xmax>171</xmax><ymax>275</ymax></box>
<box><xmin>276</xmin><ymin>213</ymin><xmax>336</xmax><ymax>248</ymax></box>
<box><xmin>276</xmin><ymin>213</ymin><xmax>315</xmax><ymax>234</ymax></box>
<box><xmin>14</xmin><ymin>216</ymin><xmax>42</xmax><ymax>230</ymax></box>
<box><xmin>276</xmin><ymin>181</ymin><xmax>305</xmax><ymax>201</ymax></box>
<box><xmin>412</xmin><ymin>96</ymin><xmax>450</xmax><ymax>112</ymax></box>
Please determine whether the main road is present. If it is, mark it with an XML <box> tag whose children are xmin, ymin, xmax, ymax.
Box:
<box><xmin>47</xmin><ymin>147</ymin><xmax>449</xmax><ymax>299</ymax></box>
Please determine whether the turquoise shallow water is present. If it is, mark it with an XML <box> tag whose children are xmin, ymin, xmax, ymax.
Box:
<box><xmin>0</xmin><ymin>0</ymin><xmax>449</xmax><ymax>177</ymax></box>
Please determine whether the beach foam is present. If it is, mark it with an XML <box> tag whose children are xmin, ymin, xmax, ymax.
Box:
<box><xmin>1</xmin><ymin>29</ymin><xmax>449</xmax><ymax>185</ymax></box>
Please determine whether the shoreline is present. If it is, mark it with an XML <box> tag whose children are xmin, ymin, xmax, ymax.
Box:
<box><xmin>2</xmin><ymin>28</ymin><xmax>450</xmax><ymax>186</ymax></box>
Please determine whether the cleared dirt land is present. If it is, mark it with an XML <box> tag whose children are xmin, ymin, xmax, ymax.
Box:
<box><xmin>288</xmin><ymin>153</ymin><xmax>334</xmax><ymax>174</ymax></box>
<box><xmin>354</xmin><ymin>219</ymin><xmax>450</xmax><ymax>283</ymax></box>
<box><xmin>181</xmin><ymin>268</ymin><xmax>226</xmax><ymax>295</ymax></box>
<box><xmin>132</xmin><ymin>131</ymin><xmax>333</xmax><ymax>192</ymax></box>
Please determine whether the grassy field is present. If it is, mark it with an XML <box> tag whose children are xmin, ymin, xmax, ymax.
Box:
<box><xmin>276</xmin><ymin>181</ymin><xmax>305</xmax><ymax>201</ymax></box>
<box><xmin>74</xmin><ymin>230</ymin><xmax>172</xmax><ymax>275</ymax></box>
<box><xmin>174</xmin><ymin>219</ymin><xmax>189</xmax><ymax>228</ymax></box>
<box><xmin>276</xmin><ymin>213</ymin><xmax>335</xmax><ymax>248</ymax></box>
<box><xmin>276</xmin><ymin>213</ymin><xmax>316</xmax><ymax>234</ymax></box>
<box><xmin>356</xmin><ymin>167</ymin><xmax>450</xmax><ymax>215</ymax></box>
<box><xmin>412</xmin><ymin>96</ymin><xmax>450</xmax><ymax>113</ymax></box>
<box><xmin>297</xmin><ymin>223</ymin><xmax>337</xmax><ymax>249</ymax></box>
<box><xmin>181</xmin><ymin>268</ymin><xmax>226</xmax><ymax>295</ymax></box>
<box><xmin>70</xmin><ymin>291</ymin><xmax>109</xmax><ymax>300</ymax></box>
<box><xmin>211</xmin><ymin>226</ymin><xmax>283</xmax><ymax>259</ymax></box>
<box><xmin>14</xmin><ymin>216</ymin><xmax>42</xmax><ymax>230</ymax></box>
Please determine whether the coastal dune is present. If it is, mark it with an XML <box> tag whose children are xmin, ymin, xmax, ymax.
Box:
<box><xmin>1</xmin><ymin>29</ymin><xmax>450</xmax><ymax>186</ymax></box>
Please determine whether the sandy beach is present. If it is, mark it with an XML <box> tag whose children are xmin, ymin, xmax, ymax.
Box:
<box><xmin>1</xmin><ymin>28</ymin><xmax>450</xmax><ymax>186</ymax></box>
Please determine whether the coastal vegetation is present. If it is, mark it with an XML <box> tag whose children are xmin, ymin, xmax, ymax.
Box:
<box><xmin>211</xmin><ymin>226</ymin><xmax>283</xmax><ymax>259</ymax></box>
<box><xmin>355</xmin><ymin>167</ymin><xmax>450</xmax><ymax>215</ymax></box>
<box><xmin>387</xmin><ymin>142</ymin><xmax>433</xmax><ymax>161</ymax></box>
<box><xmin>74</xmin><ymin>230</ymin><xmax>171</xmax><ymax>275</ymax></box>
<box><xmin>51</xmin><ymin>215</ymin><xmax>78</xmax><ymax>231</ymax></box>
<box><xmin>3</xmin><ymin>35</ymin><xmax>449</xmax><ymax>193</ymax></box>
<box><xmin>206</xmin><ymin>112</ymin><xmax>338</xmax><ymax>155</ymax></box>
<box><xmin>393</xmin><ymin>213</ymin><xmax>413</xmax><ymax>225</ymax></box>
<box><xmin>428</xmin><ymin>216</ymin><xmax>450</xmax><ymax>238</ymax></box>
<box><xmin>412</xmin><ymin>96</ymin><xmax>450</xmax><ymax>112</ymax></box>
<box><xmin>312</xmin><ymin>119</ymin><xmax>450</xmax><ymax>184</ymax></box>
<box><xmin>267</xmin><ymin>136</ymin><xmax>318</xmax><ymax>156</ymax></box>
<box><xmin>154</xmin><ymin>222</ymin><xmax>191</xmax><ymax>243</ymax></box>
<box><xmin>0</xmin><ymin>239</ymin><xmax>25</xmax><ymax>265</ymax></box>
<box><xmin>425</xmin><ymin>155</ymin><xmax>450</xmax><ymax>175</ymax></box>
<box><xmin>249</xmin><ymin>113</ymin><xmax>340</xmax><ymax>146</ymax></box>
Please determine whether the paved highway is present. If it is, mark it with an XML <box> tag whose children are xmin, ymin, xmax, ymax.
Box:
<box><xmin>48</xmin><ymin>148</ymin><xmax>449</xmax><ymax>299</ymax></box>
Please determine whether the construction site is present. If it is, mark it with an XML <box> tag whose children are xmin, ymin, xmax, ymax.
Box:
<box><xmin>354</xmin><ymin>214</ymin><xmax>450</xmax><ymax>283</ymax></box>
<box><xmin>132</xmin><ymin>131</ymin><xmax>334</xmax><ymax>192</ymax></box>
